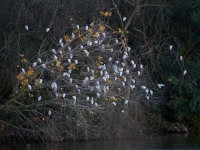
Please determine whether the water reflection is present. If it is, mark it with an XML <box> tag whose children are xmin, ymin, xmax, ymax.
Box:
<box><xmin>1</xmin><ymin>134</ymin><xmax>200</xmax><ymax>150</ymax></box>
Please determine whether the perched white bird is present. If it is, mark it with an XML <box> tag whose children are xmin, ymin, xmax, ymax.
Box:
<box><xmin>150</xmin><ymin>90</ymin><xmax>153</xmax><ymax>95</ymax></box>
<box><xmin>140</xmin><ymin>64</ymin><xmax>143</xmax><ymax>69</ymax></box>
<box><xmin>145</xmin><ymin>89</ymin><xmax>149</xmax><ymax>94</ymax></box>
<box><xmin>86</xmin><ymin>96</ymin><xmax>90</xmax><ymax>101</ymax></box>
<box><xmin>87</xmin><ymin>40</ymin><xmax>92</xmax><ymax>46</ymax></box>
<box><xmin>22</xmin><ymin>68</ymin><xmax>25</xmax><ymax>73</ymax></box>
<box><xmin>102</xmin><ymin>32</ymin><xmax>106</xmax><ymax>37</ymax></box>
<box><xmin>25</xmin><ymin>25</ymin><xmax>28</xmax><ymax>30</ymax></box>
<box><xmin>74</xmin><ymin>60</ymin><xmax>78</xmax><ymax>64</ymax></box>
<box><xmin>90</xmin><ymin>76</ymin><xmax>94</xmax><ymax>80</ymax></box>
<box><xmin>38</xmin><ymin>96</ymin><xmax>42</xmax><ymax>101</ymax></box>
<box><xmin>76</xmin><ymin>25</ymin><xmax>79</xmax><ymax>30</ymax></box>
<box><xmin>91</xmin><ymin>98</ymin><xmax>94</xmax><ymax>104</ymax></box>
<box><xmin>100</xmin><ymin>70</ymin><xmax>103</xmax><ymax>75</ymax></box>
<box><xmin>94</xmin><ymin>102</ymin><xmax>98</xmax><ymax>107</ymax></box>
<box><xmin>69</xmin><ymin>78</ymin><xmax>72</xmax><ymax>83</ymax></box>
<box><xmin>119</xmin><ymin>71</ymin><xmax>123</xmax><ymax>76</ymax></box>
<box><xmin>59</xmin><ymin>38</ymin><xmax>62</xmax><ymax>44</ymax></box>
<box><xmin>102</xmin><ymin>77</ymin><xmax>106</xmax><ymax>81</ymax></box>
<box><xmin>80</xmin><ymin>45</ymin><xmax>83</xmax><ymax>49</ymax></box>
<box><xmin>90</xmin><ymin>87</ymin><xmax>94</xmax><ymax>91</ymax></box>
<box><xmin>180</xmin><ymin>56</ymin><xmax>183</xmax><ymax>61</ymax></box>
<box><xmin>123</xmin><ymin>17</ymin><xmax>126</xmax><ymax>21</ymax></box>
<box><xmin>72</xmin><ymin>33</ymin><xmax>75</xmax><ymax>39</ymax></box>
<box><xmin>123</xmin><ymin>54</ymin><xmax>128</xmax><ymax>59</ymax></box>
<box><xmin>68</xmin><ymin>58</ymin><xmax>71</xmax><ymax>63</ymax></box>
<box><xmin>87</xmin><ymin>67</ymin><xmax>90</xmax><ymax>72</ymax></box>
<box><xmin>146</xmin><ymin>95</ymin><xmax>150</xmax><ymax>100</ymax></box>
<box><xmin>115</xmin><ymin>39</ymin><xmax>119</xmax><ymax>43</ymax></box>
<box><xmin>141</xmin><ymin>86</ymin><xmax>146</xmax><ymax>89</ymax></box>
<box><xmin>170</xmin><ymin>45</ymin><xmax>172</xmax><ymax>50</ymax></box>
<box><xmin>68</xmin><ymin>69</ymin><xmax>72</xmax><ymax>74</ymax></box>
<box><xmin>132</xmin><ymin>79</ymin><xmax>136</xmax><ymax>84</ymax></box>
<box><xmin>63</xmin><ymin>93</ymin><xmax>66</xmax><ymax>98</ymax></box>
<box><xmin>54</xmin><ymin>55</ymin><xmax>58</xmax><ymax>60</ymax></box>
<box><xmin>33</xmin><ymin>62</ymin><xmax>37</xmax><ymax>67</ymax></box>
<box><xmin>96</xmin><ymin>85</ymin><xmax>100</xmax><ymax>91</ymax></box>
<box><xmin>157</xmin><ymin>84</ymin><xmax>165</xmax><ymax>88</ymax></box>
<box><xmin>83</xmin><ymin>50</ymin><xmax>89</xmax><ymax>56</ymax></box>
<box><xmin>52</xmin><ymin>49</ymin><xmax>57</xmax><ymax>54</ymax></box>
<box><xmin>68</xmin><ymin>46</ymin><xmax>71</xmax><ymax>51</ymax></box>
<box><xmin>28</xmin><ymin>85</ymin><xmax>32</xmax><ymax>90</ymax></box>
<box><xmin>63</xmin><ymin>72</ymin><xmax>69</xmax><ymax>77</ymax></box>
<box><xmin>70</xmin><ymin>54</ymin><xmax>73</xmax><ymax>59</ymax></box>
<box><xmin>38</xmin><ymin>58</ymin><xmax>42</xmax><ymax>63</ymax></box>
<box><xmin>124</xmin><ymin>100</ymin><xmax>129</xmax><ymax>104</ymax></box>
<box><xmin>48</xmin><ymin>110</ymin><xmax>51</xmax><ymax>116</ymax></box>
<box><xmin>85</xmin><ymin>26</ymin><xmax>89</xmax><ymax>30</ymax></box>
<box><xmin>126</xmin><ymin>70</ymin><xmax>129</xmax><ymax>75</ymax></box>
<box><xmin>131</xmin><ymin>60</ymin><xmax>135</xmax><ymax>65</ymax></box>
<box><xmin>72</xmin><ymin>96</ymin><xmax>76</xmax><ymax>101</ymax></box>
<box><xmin>51</xmin><ymin>82</ymin><xmax>57</xmax><ymax>91</ymax></box>
<box><xmin>121</xmin><ymin>110</ymin><xmax>125</xmax><ymax>113</ymax></box>
<box><xmin>96</xmin><ymin>93</ymin><xmax>100</xmax><ymax>97</ymax></box>
<box><xmin>127</xmin><ymin>47</ymin><xmax>131</xmax><ymax>51</ymax></box>
<box><xmin>42</xmin><ymin>64</ymin><xmax>46</xmax><ymax>68</ymax></box>
<box><xmin>91</xmin><ymin>69</ymin><xmax>94</xmax><ymax>74</ymax></box>
<box><xmin>46</xmin><ymin>28</ymin><xmax>50</xmax><ymax>32</ymax></box>
<box><xmin>113</xmin><ymin>102</ymin><xmax>116</xmax><ymax>106</ymax></box>
<box><xmin>130</xmin><ymin>85</ymin><xmax>135</xmax><ymax>89</ymax></box>
<box><xmin>183</xmin><ymin>70</ymin><xmax>187</xmax><ymax>75</ymax></box>
<box><xmin>138</xmin><ymin>71</ymin><xmax>141</xmax><ymax>76</ymax></box>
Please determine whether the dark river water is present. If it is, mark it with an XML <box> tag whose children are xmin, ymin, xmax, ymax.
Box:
<box><xmin>1</xmin><ymin>134</ymin><xmax>200</xmax><ymax>150</ymax></box>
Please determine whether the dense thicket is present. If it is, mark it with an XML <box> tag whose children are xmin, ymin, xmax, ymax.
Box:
<box><xmin>0</xmin><ymin>0</ymin><xmax>200</xmax><ymax>143</ymax></box>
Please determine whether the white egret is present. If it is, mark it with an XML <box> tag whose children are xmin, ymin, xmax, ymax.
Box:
<box><xmin>38</xmin><ymin>96</ymin><xmax>42</xmax><ymax>101</ymax></box>
<box><xmin>46</xmin><ymin>28</ymin><xmax>50</xmax><ymax>32</ymax></box>
<box><xmin>141</xmin><ymin>86</ymin><xmax>146</xmax><ymax>89</ymax></box>
<box><xmin>94</xmin><ymin>102</ymin><xmax>98</xmax><ymax>107</ymax></box>
<box><xmin>25</xmin><ymin>25</ymin><xmax>28</xmax><ymax>30</ymax></box>
<box><xmin>183</xmin><ymin>70</ymin><xmax>187</xmax><ymax>75</ymax></box>
<box><xmin>39</xmin><ymin>79</ymin><xmax>43</xmax><ymax>84</ymax></box>
<box><xmin>38</xmin><ymin>58</ymin><xmax>42</xmax><ymax>63</ymax></box>
<box><xmin>76</xmin><ymin>25</ymin><xmax>79</xmax><ymax>30</ymax></box>
<box><xmin>72</xmin><ymin>96</ymin><xmax>76</xmax><ymax>101</ymax></box>
<box><xmin>48</xmin><ymin>110</ymin><xmax>51</xmax><ymax>116</ymax></box>
<box><xmin>42</xmin><ymin>64</ymin><xmax>46</xmax><ymax>68</ymax></box>
<box><xmin>52</xmin><ymin>49</ymin><xmax>57</xmax><ymax>54</ymax></box>
<box><xmin>28</xmin><ymin>85</ymin><xmax>32</xmax><ymax>90</ymax></box>
<box><xmin>51</xmin><ymin>82</ymin><xmax>57</xmax><ymax>91</ymax></box>
<box><xmin>22</xmin><ymin>68</ymin><xmax>25</xmax><ymax>73</ymax></box>
<box><xmin>157</xmin><ymin>84</ymin><xmax>165</xmax><ymax>88</ymax></box>
<box><xmin>123</xmin><ymin>17</ymin><xmax>126</xmax><ymax>21</ymax></box>
<box><xmin>124</xmin><ymin>100</ymin><xmax>129</xmax><ymax>104</ymax></box>
<box><xmin>33</xmin><ymin>62</ymin><xmax>37</xmax><ymax>67</ymax></box>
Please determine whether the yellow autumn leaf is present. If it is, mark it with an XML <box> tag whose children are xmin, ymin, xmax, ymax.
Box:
<box><xmin>56</xmin><ymin>60</ymin><xmax>61</xmax><ymax>67</ymax></box>
<box><xmin>26</xmin><ymin>67</ymin><xmax>34</xmax><ymax>77</ymax></box>
<box><xmin>16</xmin><ymin>73</ymin><xmax>24</xmax><ymax>80</ymax></box>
